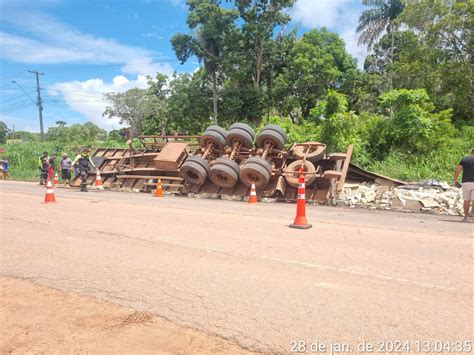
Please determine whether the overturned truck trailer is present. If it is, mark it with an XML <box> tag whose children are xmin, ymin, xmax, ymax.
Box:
<box><xmin>71</xmin><ymin>123</ymin><xmax>353</xmax><ymax>203</ymax></box>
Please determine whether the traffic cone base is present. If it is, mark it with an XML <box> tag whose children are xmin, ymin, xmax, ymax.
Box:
<box><xmin>43</xmin><ymin>180</ymin><xmax>56</xmax><ymax>203</ymax></box>
<box><xmin>248</xmin><ymin>183</ymin><xmax>257</xmax><ymax>204</ymax></box>
<box><xmin>95</xmin><ymin>170</ymin><xmax>103</xmax><ymax>189</ymax></box>
<box><xmin>154</xmin><ymin>178</ymin><xmax>164</xmax><ymax>197</ymax></box>
<box><xmin>289</xmin><ymin>220</ymin><xmax>312</xmax><ymax>229</ymax></box>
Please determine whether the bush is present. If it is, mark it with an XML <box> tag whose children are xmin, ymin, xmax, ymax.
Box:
<box><xmin>378</xmin><ymin>89</ymin><xmax>456</xmax><ymax>153</ymax></box>
<box><xmin>367</xmin><ymin>127</ymin><xmax>473</xmax><ymax>181</ymax></box>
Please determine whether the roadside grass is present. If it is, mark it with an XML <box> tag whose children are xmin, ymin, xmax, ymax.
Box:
<box><xmin>1</xmin><ymin>140</ymin><xmax>128</xmax><ymax>182</ymax></box>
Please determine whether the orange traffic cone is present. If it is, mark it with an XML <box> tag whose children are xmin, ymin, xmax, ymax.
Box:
<box><xmin>248</xmin><ymin>182</ymin><xmax>258</xmax><ymax>204</ymax></box>
<box><xmin>43</xmin><ymin>179</ymin><xmax>56</xmax><ymax>203</ymax></box>
<box><xmin>289</xmin><ymin>166</ymin><xmax>312</xmax><ymax>229</ymax></box>
<box><xmin>154</xmin><ymin>178</ymin><xmax>164</xmax><ymax>197</ymax></box>
<box><xmin>95</xmin><ymin>170</ymin><xmax>103</xmax><ymax>189</ymax></box>
<box><xmin>53</xmin><ymin>172</ymin><xmax>59</xmax><ymax>186</ymax></box>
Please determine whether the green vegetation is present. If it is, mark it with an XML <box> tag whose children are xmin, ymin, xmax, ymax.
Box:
<box><xmin>1</xmin><ymin>122</ymin><xmax>128</xmax><ymax>181</ymax></box>
<box><xmin>1</xmin><ymin>0</ymin><xmax>472</xmax><ymax>182</ymax></box>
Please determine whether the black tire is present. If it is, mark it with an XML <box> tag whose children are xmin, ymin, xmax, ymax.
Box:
<box><xmin>226</xmin><ymin>123</ymin><xmax>255</xmax><ymax>149</ymax></box>
<box><xmin>212</xmin><ymin>157</ymin><xmax>240</xmax><ymax>175</ymax></box>
<box><xmin>206</xmin><ymin>125</ymin><xmax>227</xmax><ymax>137</ymax></box>
<box><xmin>239</xmin><ymin>162</ymin><xmax>271</xmax><ymax>188</ymax></box>
<box><xmin>209</xmin><ymin>163</ymin><xmax>239</xmax><ymax>188</ymax></box>
<box><xmin>180</xmin><ymin>156</ymin><xmax>209</xmax><ymax>185</ymax></box>
<box><xmin>262</xmin><ymin>124</ymin><xmax>287</xmax><ymax>140</ymax></box>
<box><xmin>256</xmin><ymin>127</ymin><xmax>286</xmax><ymax>150</ymax></box>
<box><xmin>229</xmin><ymin>123</ymin><xmax>255</xmax><ymax>139</ymax></box>
<box><xmin>284</xmin><ymin>160</ymin><xmax>317</xmax><ymax>188</ymax></box>
<box><xmin>243</xmin><ymin>156</ymin><xmax>272</xmax><ymax>175</ymax></box>
<box><xmin>200</xmin><ymin>126</ymin><xmax>227</xmax><ymax>150</ymax></box>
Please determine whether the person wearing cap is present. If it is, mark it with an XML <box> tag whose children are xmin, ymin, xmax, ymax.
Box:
<box><xmin>71</xmin><ymin>149</ymin><xmax>96</xmax><ymax>192</ymax></box>
<box><xmin>38</xmin><ymin>151</ymin><xmax>50</xmax><ymax>185</ymax></box>
<box><xmin>454</xmin><ymin>148</ymin><xmax>474</xmax><ymax>222</ymax></box>
<box><xmin>60</xmin><ymin>154</ymin><xmax>72</xmax><ymax>185</ymax></box>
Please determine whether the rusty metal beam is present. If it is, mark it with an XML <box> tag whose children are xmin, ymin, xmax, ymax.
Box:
<box><xmin>143</xmin><ymin>182</ymin><xmax>184</xmax><ymax>187</ymax></box>
<box><xmin>337</xmin><ymin>144</ymin><xmax>353</xmax><ymax>192</ymax></box>
<box><xmin>115</xmin><ymin>175</ymin><xmax>183</xmax><ymax>181</ymax></box>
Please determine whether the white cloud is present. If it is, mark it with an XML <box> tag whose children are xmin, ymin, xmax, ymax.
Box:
<box><xmin>291</xmin><ymin>0</ymin><xmax>367</xmax><ymax>68</ymax></box>
<box><xmin>0</xmin><ymin>32</ymin><xmax>92</xmax><ymax>64</ymax></box>
<box><xmin>291</xmin><ymin>0</ymin><xmax>353</xmax><ymax>29</ymax></box>
<box><xmin>340</xmin><ymin>30</ymin><xmax>368</xmax><ymax>69</ymax></box>
<box><xmin>1</xmin><ymin>7</ymin><xmax>176</xmax><ymax>130</ymax></box>
<box><xmin>48</xmin><ymin>75</ymin><xmax>150</xmax><ymax>130</ymax></box>
<box><xmin>0</xmin><ymin>12</ymin><xmax>173</xmax><ymax>76</ymax></box>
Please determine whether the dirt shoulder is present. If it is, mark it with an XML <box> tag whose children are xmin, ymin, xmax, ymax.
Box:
<box><xmin>0</xmin><ymin>277</ymin><xmax>252</xmax><ymax>354</ymax></box>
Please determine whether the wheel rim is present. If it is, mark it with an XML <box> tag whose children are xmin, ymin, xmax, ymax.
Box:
<box><xmin>244</xmin><ymin>157</ymin><xmax>272</xmax><ymax>175</ymax></box>
<box><xmin>226</xmin><ymin>129</ymin><xmax>253</xmax><ymax>149</ymax></box>
<box><xmin>209</xmin><ymin>163</ymin><xmax>239</xmax><ymax>188</ymax></box>
<box><xmin>239</xmin><ymin>162</ymin><xmax>270</xmax><ymax>188</ymax></box>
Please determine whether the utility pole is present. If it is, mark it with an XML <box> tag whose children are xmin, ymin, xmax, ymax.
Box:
<box><xmin>28</xmin><ymin>70</ymin><xmax>45</xmax><ymax>141</ymax></box>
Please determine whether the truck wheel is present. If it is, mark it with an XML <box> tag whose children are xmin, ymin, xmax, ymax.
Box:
<box><xmin>180</xmin><ymin>155</ymin><xmax>209</xmax><ymax>186</ymax></box>
<box><xmin>284</xmin><ymin>160</ymin><xmax>317</xmax><ymax>188</ymax></box>
<box><xmin>256</xmin><ymin>124</ymin><xmax>287</xmax><ymax>150</ymax></box>
<box><xmin>200</xmin><ymin>126</ymin><xmax>227</xmax><ymax>150</ymax></box>
<box><xmin>239</xmin><ymin>161</ymin><xmax>271</xmax><ymax>188</ymax></box>
<box><xmin>292</xmin><ymin>143</ymin><xmax>326</xmax><ymax>162</ymax></box>
<box><xmin>226</xmin><ymin>123</ymin><xmax>255</xmax><ymax>149</ymax></box>
<box><xmin>209</xmin><ymin>160</ymin><xmax>239</xmax><ymax>188</ymax></box>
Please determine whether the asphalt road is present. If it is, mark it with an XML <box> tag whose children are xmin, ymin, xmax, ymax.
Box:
<box><xmin>1</xmin><ymin>181</ymin><xmax>472</xmax><ymax>353</ymax></box>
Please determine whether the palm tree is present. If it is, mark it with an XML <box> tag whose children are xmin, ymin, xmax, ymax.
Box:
<box><xmin>356</xmin><ymin>0</ymin><xmax>405</xmax><ymax>49</ymax></box>
<box><xmin>357</xmin><ymin>0</ymin><xmax>405</xmax><ymax>90</ymax></box>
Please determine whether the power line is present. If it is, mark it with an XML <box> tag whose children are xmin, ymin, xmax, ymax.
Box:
<box><xmin>10</xmin><ymin>81</ymin><xmax>37</xmax><ymax>105</ymax></box>
<box><xmin>0</xmin><ymin>102</ymin><xmax>35</xmax><ymax>114</ymax></box>
<box><xmin>0</xmin><ymin>71</ymin><xmax>28</xmax><ymax>84</ymax></box>
<box><xmin>0</xmin><ymin>99</ymin><xmax>32</xmax><ymax>111</ymax></box>
<box><xmin>0</xmin><ymin>92</ymin><xmax>36</xmax><ymax>104</ymax></box>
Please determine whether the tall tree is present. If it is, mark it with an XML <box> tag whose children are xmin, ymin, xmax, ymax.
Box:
<box><xmin>273</xmin><ymin>28</ymin><xmax>358</xmax><ymax>120</ymax></box>
<box><xmin>165</xmin><ymin>71</ymin><xmax>212</xmax><ymax>133</ymax></box>
<box><xmin>0</xmin><ymin>121</ymin><xmax>10</xmax><ymax>144</ymax></box>
<box><xmin>356</xmin><ymin>0</ymin><xmax>405</xmax><ymax>75</ymax></box>
<box><xmin>103</xmin><ymin>88</ymin><xmax>150</xmax><ymax>135</ymax></box>
<box><xmin>399</xmin><ymin>0</ymin><xmax>472</xmax><ymax>122</ymax></box>
<box><xmin>171</xmin><ymin>0</ymin><xmax>238</xmax><ymax>125</ymax></box>
<box><xmin>230</xmin><ymin>0</ymin><xmax>295</xmax><ymax>123</ymax></box>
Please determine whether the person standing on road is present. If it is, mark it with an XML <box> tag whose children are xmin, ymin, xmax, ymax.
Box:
<box><xmin>3</xmin><ymin>157</ymin><xmax>9</xmax><ymax>179</ymax></box>
<box><xmin>454</xmin><ymin>148</ymin><xmax>474</xmax><ymax>222</ymax></box>
<box><xmin>71</xmin><ymin>149</ymin><xmax>96</xmax><ymax>192</ymax></box>
<box><xmin>60</xmin><ymin>154</ymin><xmax>72</xmax><ymax>185</ymax></box>
<box><xmin>38</xmin><ymin>151</ymin><xmax>50</xmax><ymax>185</ymax></box>
<box><xmin>48</xmin><ymin>154</ymin><xmax>57</xmax><ymax>181</ymax></box>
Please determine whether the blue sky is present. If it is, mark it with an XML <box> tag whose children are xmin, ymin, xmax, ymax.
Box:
<box><xmin>0</xmin><ymin>0</ymin><xmax>366</xmax><ymax>132</ymax></box>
